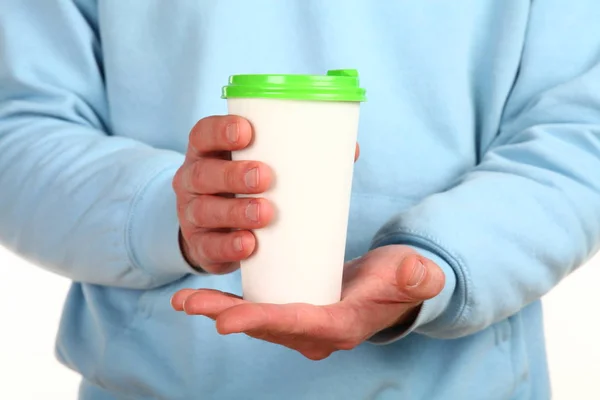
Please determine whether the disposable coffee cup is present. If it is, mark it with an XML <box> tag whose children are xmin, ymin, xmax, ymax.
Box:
<box><xmin>222</xmin><ymin>69</ymin><xmax>367</xmax><ymax>305</ymax></box>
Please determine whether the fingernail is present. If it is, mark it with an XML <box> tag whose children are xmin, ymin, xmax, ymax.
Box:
<box><xmin>244</xmin><ymin>168</ymin><xmax>259</xmax><ymax>189</ymax></box>
<box><xmin>407</xmin><ymin>261</ymin><xmax>425</xmax><ymax>287</ymax></box>
<box><xmin>226</xmin><ymin>124</ymin><xmax>239</xmax><ymax>144</ymax></box>
<box><xmin>245</xmin><ymin>201</ymin><xmax>260</xmax><ymax>222</ymax></box>
<box><xmin>233</xmin><ymin>236</ymin><xmax>244</xmax><ymax>252</ymax></box>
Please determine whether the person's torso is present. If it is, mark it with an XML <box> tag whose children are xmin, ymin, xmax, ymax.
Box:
<box><xmin>58</xmin><ymin>1</ymin><xmax>550</xmax><ymax>399</ymax></box>
<box><xmin>99</xmin><ymin>0</ymin><xmax>528</xmax><ymax>260</ymax></box>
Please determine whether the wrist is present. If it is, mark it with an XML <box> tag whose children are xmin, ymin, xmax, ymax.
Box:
<box><xmin>127</xmin><ymin>164</ymin><xmax>205</xmax><ymax>285</ymax></box>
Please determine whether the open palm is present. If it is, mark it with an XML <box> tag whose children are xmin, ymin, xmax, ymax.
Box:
<box><xmin>171</xmin><ymin>245</ymin><xmax>445</xmax><ymax>360</ymax></box>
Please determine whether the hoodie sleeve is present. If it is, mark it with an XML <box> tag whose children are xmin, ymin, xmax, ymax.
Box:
<box><xmin>0</xmin><ymin>0</ymin><xmax>198</xmax><ymax>289</ymax></box>
<box><xmin>371</xmin><ymin>0</ymin><xmax>600</xmax><ymax>340</ymax></box>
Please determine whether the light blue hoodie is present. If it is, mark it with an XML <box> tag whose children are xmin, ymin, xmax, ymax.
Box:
<box><xmin>2</xmin><ymin>1</ymin><xmax>600</xmax><ymax>399</ymax></box>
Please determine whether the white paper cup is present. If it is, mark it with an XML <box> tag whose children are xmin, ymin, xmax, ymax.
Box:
<box><xmin>222</xmin><ymin>70</ymin><xmax>366</xmax><ymax>305</ymax></box>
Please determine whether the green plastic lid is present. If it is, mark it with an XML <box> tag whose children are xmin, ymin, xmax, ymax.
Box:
<box><xmin>222</xmin><ymin>69</ymin><xmax>366</xmax><ymax>102</ymax></box>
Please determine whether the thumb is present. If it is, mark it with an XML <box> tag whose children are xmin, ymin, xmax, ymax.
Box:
<box><xmin>396</xmin><ymin>253</ymin><xmax>445</xmax><ymax>302</ymax></box>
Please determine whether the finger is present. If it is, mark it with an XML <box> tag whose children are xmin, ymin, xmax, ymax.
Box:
<box><xmin>186</xmin><ymin>230</ymin><xmax>256</xmax><ymax>271</ymax></box>
<box><xmin>198</xmin><ymin>261</ymin><xmax>241</xmax><ymax>276</ymax></box>
<box><xmin>354</xmin><ymin>143</ymin><xmax>360</xmax><ymax>162</ymax></box>
<box><xmin>242</xmin><ymin>329</ymin><xmax>334</xmax><ymax>360</ymax></box>
<box><xmin>185</xmin><ymin>196</ymin><xmax>275</xmax><ymax>229</ymax></box>
<box><xmin>182</xmin><ymin>158</ymin><xmax>273</xmax><ymax>195</ymax></box>
<box><xmin>299</xmin><ymin>347</ymin><xmax>334</xmax><ymax>361</ymax></box>
<box><xmin>189</xmin><ymin>115</ymin><xmax>253</xmax><ymax>155</ymax></box>
<box><xmin>215</xmin><ymin>303</ymin><xmax>345</xmax><ymax>340</ymax></box>
<box><xmin>395</xmin><ymin>254</ymin><xmax>446</xmax><ymax>301</ymax></box>
<box><xmin>171</xmin><ymin>289</ymin><xmax>198</xmax><ymax>311</ymax></box>
<box><xmin>182</xmin><ymin>289</ymin><xmax>246</xmax><ymax>317</ymax></box>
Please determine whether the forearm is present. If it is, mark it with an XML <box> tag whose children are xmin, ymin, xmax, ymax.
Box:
<box><xmin>374</xmin><ymin>156</ymin><xmax>600</xmax><ymax>339</ymax></box>
<box><xmin>0</xmin><ymin>118</ymin><xmax>196</xmax><ymax>288</ymax></box>
<box><xmin>373</xmin><ymin>0</ymin><xmax>600</xmax><ymax>340</ymax></box>
<box><xmin>0</xmin><ymin>0</ymin><xmax>196</xmax><ymax>288</ymax></box>
<box><xmin>375</xmin><ymin>86</ymin><xmax>600</xmax><ymax>340</ymax></box>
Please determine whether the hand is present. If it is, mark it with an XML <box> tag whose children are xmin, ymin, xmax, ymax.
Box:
<box><xmin>171</xmin><ymin>245</ymin><xmax>445</xmax><ymax>360</ymax></box>
<box><xmin>173</xmin><ymin>115</ymin><xmax>360</xmax><ymax>274</ymax></box>
<box><xmin>172</xmin><ymin>115</ymin><xmax>274</xmax><ymax>274</ymax></box>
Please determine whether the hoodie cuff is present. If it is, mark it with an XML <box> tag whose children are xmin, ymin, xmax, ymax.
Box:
<box><xmin>368</xmin><ymin>246</ymin><xmax>456</xmax><ymax>345</ymax></box>
<box><xmin>127</xmin><ymin>164</ymin><xmax>203</xmax><ymax>287</ymax></box>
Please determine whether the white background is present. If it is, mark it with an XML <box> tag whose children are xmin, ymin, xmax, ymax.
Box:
<box><xmin>0</xmin><ymin>245</ymin><xmax>598</xmax><ymax>400</ymax></box>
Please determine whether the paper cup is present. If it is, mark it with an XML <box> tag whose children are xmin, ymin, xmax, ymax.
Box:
<box><xmin>222</xmin><ymin>70</ymin><xmax>366</xmax><ymax>305</ymax></box>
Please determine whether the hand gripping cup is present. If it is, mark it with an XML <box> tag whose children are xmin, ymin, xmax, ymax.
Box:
<box><xmin>222</xmin><ymin>69</ymin><xmax>367</xmax><ymax>305</ymax></box>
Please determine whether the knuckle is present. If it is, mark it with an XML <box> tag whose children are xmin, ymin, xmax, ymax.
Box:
<box><xmin>202</xmin><ymin>244</ymin><xmax>221</xmax><ymax>263</ymax></box>
<box><xmin>184</xmin><ymin>232</ymin><xmax>203</xmax><ymax>262</ymax></box>
<box><xmin>172</xmin><ymin>169</ymin><xmax>182</xmax><ymax>192</ymax></box>
<box><xmin>189</xmin><ymin>122</ymin><xmax>204</xmax><ymax>152</ymax></box>
<box><xmin>210</xmin><ymin>203</ymin><xmax>227</xmax><ymax>227</ymax></box>
<box><xmin>189</xmin><ymin>159</ymin><xmax>209</xmax><ymax>193</ymax></box>
<box><xmin>219</xmin><ymin>238</ymin><xmax>236</xmax><ymax>259</ymax></box>
<box><xmin>176</xmin><ymin>199</ymin><xmax>188</xmax><ymax>218</ymax></box>
<box><xmin>172</xmin><ymin>165</ymin><xmax>190</xmax><ymax>193</ymax></box>
<box><xmin>184</xmin><ymin>197</ymin><xmax>200</xmax><ymax>226</ymax></box>
<box><xmin>190</xmin><ymin>117</ymin><xmax>216</xmax><ymax>147</ymax></box>
<box><xmin>189</xmin><ymin>195</ymin><xmax>235</xmax><ymax>228</ymax></box>
<box><xmin>223</xmin><ymin>162</ymin><xmax>239</xmax><ymax>190</ymax></box>
<box><xmin>229</xmin><ymin>200</ymin><xmax>246</xmax><ymax>226</ymax></box>
<box><xmin>195</xmin><ymin>233</ymin><xmax>214</xmax><ymax>261</ymax></box>
<box><xmin>188</xmin><ymin>196</ymin><xmax>214</xmax><ymax>227</ymax></box>
<box><xmin>188</xmin><ymin>124</ymin><xmax>197</xmax><ymax>145</ymax></box>
<box><xmin>201</xmin><ymin>236</ymin><xmax>228</xmax><ymax>263</ymax></box>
